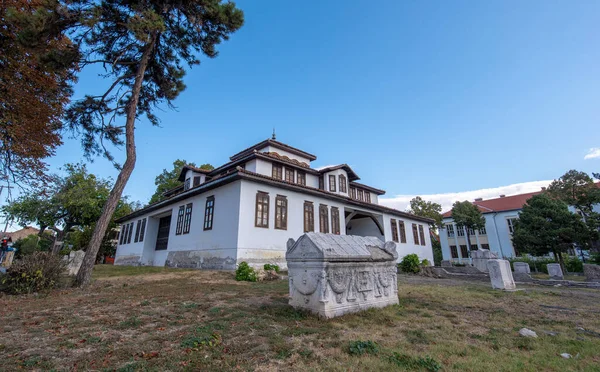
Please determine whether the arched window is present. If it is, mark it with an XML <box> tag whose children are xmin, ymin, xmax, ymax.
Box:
<box><xmin>339</xmin><ymin>174</ymin><xmax>347</xmax><ymax>193</ymax></box>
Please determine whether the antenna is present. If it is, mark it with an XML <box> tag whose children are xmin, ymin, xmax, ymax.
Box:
<box><xmin>272</xmin><ymin>128</ymin><xmax>276</xmax><ymax>140</ymax></box>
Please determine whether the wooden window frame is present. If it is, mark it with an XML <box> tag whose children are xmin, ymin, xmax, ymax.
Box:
<box><xmin>481</xmin><ymin>243</ymin><xmax>490</xmax><ymax>250</ymax></box>
<box><xmin>297</xmin><ymin>171</ymin><xmax>306</xmax><ymax>186</ymax></box>
<box><xmin>184</xmin><ymin>178</ymin><xmax>191</xmax><ymax>191</ymax></box>
<box><xmin>319</xmin><ymin>204</ymin><xmax>329</xmax><ymax>233</ymax></box>
<box><xmin>284</xmin><ymin>168</ymin><xmax>295</xmax><ymax>183</ymax></box>
<box><xmin>204</xmin><ymin>196</ymin><xmax>215</xmax><ymax>231</ymax></box>
<box><xmin>134</xmin><ymin>219</ymin><xmax>142</xmax><ymax>243</ymax></box>
<box><xmin>357</xmin><ymin>189</ymin><xmax>364</xmax><ymax>201</ymax></box>
<box><xmin>398</xmin><ymin>220</ymin><xmax>406</xmax><ymax>243</ymax></box>
<box><xmin>331</xmin><ymin>207</ymin><xmax>340</xmax><ymax>235</ymax></box>
<box><xmin>457</xmin><ymin>226</ymin><xmax>465</xmax><ymax>237</ymax></box>
<box><xmin>349</xmin><ymin>187</ymin><xmax>356</xmax><ymax>199</ymax></box>
<box><xmin>329</xmin><ymin>175</ymin><xmax>336</xmax><ymax>192</ymax></box>
<box><xmin>175</xmin><ymin>205</ymin><xmax>185</xmax><ymax>235</ymax></box>
<box><xmin>119</xmin><ymin>224</ymin><xmax>126</xmax><ymax>245</ymax></box>
<box><xmin>339</xmin><ymin>175</ymin><xmax>347</xmax><ymax>193</ymax></box>
<box><xmin>272</xmin><ymin>164</ymin><xmax>283</xmax><ymax>180</ymax></box>
<box><xmin>418</xmin><ymin>225</ymin><xmax>426</xmax><ymax>246</ymax></box>
<box><xmin>390</xmin><ymin>219</ymin><xmax>399</xmax><ymax>242</ymax></box>
<box><xmin>303</xmin><ymin>201</ymin><xmax>314</xmax><ymax>232</ymax></box>
<box><xmin>319</xmin><ymin>176</ymin><xmax>324</xmax><ymax>190</ymax></box>
<box><xmin>127</xmin><ymin>222</ymin><xmax>134</xmax><ymax>244</ymax></box>
<box><xmin>460</xmin><ymin>245</ymin><xmax>469</xmax><ymax>258</ymax></box>
<box><xmin>412</xmin><ymin>223</ymin><xmax>419</xmax><ymax>245</ymax></box>
<box><xmin>479</xmin><ymin>227</ymin><xmax>487</xmax><ymax>235</ymax></box>
<box><xmin>255</xmin><ymin>192</ymin><xmax>270</xmax><ymax>228</ymax></box>
<box><xmin>275</xmin><ymin>195</ymin><xmax>288</xmax><ymax>230</ymax></box>
<box><xmin>446</xmin><ymin>224</ymin><xmax>455</xmax><ymax>237</ymax></box>
<box><xmin>365</xmin><ymin>192</ymin><xmax>371</xmax><ymax>203</ymax></box>
<box><xmin>193</xmin><ymin>176</ymin><xmax>201</xmax><ymax>187</ymax></box>
<box><xmin>139</xmin><ymin>218</ymin><xmax>146</xmax><ymax>242</ymax></box>
<box><xmin>183</xmin><ymin>203</ymin><xmax>193</xmax><ymax>234</ymax></box>
<box><xmin>450</xmin><ymin>245</ymin><xmax>458</xmax><ymax>258</ymax></box>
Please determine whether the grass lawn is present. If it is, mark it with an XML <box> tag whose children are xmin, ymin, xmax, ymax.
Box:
<box><xmin>1</xmin><ymin>265</ymin><xmax>599</xmax><ymax>371</ymax></box>
<box><xmin>530</xmin><ymin>273</ymin><xmax>587</xmax><ymax>282</ymax></box>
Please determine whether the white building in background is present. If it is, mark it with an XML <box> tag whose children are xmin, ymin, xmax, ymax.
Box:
<box><xmin>114</xmin><ymin>137</ymin><xmax>434</xmax><ymax>269</ymax></box>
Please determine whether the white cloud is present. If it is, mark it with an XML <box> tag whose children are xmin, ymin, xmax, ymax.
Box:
<box><xmin>584</xmin><ymin>148</ymin><xmax>600</xmax><ymax>160</ymax></box>
<box><xmin>379</xmin><ymin>180</ymin><xmax>553</xmax><ymax>213</ymax></box>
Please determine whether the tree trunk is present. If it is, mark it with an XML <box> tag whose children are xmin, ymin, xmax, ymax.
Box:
<box><xmin>465</xmin><ymin>227</ymin><xmax>472</xmax><ymax>262</ymax></box>
<box><xmin>51</xmin><ymin>223</ymin><xmax>73</xmax><ymax>254</ymax></box>
<box><xmin>557</xmin><ymin>250</ymin><xmax>566</xmax><ymax>275</ymax></box>
<box><xmin>74</xmin><ymin>39</ymin><xmax>156</xmax><ymax>287</ymax></box>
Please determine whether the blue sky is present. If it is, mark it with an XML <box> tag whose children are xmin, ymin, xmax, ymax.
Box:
<box><xmin>46</xmin><ymin>0</ymin><xmax>600</xmax><ymax>211</ymax></box>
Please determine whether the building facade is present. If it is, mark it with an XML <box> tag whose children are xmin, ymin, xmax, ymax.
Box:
<box><xmin>114</xmin><ymin>138</ymin><xmax>434</xmax><ymax>269</ymax></box>
<box><xmin>439</xmin><ymin>191</ymin><xmax>544</xmax><ymax>263</ymax></box>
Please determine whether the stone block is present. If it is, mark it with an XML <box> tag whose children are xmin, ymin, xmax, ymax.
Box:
<box><xmin>487</xmin><ymin>259</ymin><xmax>516</xmax><ymax>290</ymax></box>
<box><xmin>547</xmin><ymin>263</ymin><xmax>563</xmax><ymax>280</ymax></box>
<box><xmin>441</xmin><ymin>260</ymin><xmax>452</xmax><ymax>267</ymax></box>
<box><xmin>513</xmin><ymin>262</ymin><xmax>531</xmax><ymax>274</ymax></box>
<box><xmin>64</xmin><ymin>250</ymin><xmax>85</xmax><ymax>276</ymax></box>
<box><xmin>286</xmin><ymin>233</ymin><xmax>398</xmax><ymax>318</ymax></box>
<box><xmin>583</xmin><ymin>264</ymin><xmax>600</xmax><ymax>282</ymax></box>
<box><xmin>471</xmin><ymin>249</ymin><xmax>498</xmax><ymax>273</ymax></box>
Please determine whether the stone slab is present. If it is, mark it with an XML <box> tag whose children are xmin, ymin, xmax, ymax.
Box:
<box><xmin>63</xmin><ymin>250</ymin><xmax>85</xmax><ymax>276</ymax></box>
<box><xmin>487</xmin><ymin>259</ymin><xmax>516</xmax><ymax>290</ymax></box>
<box><xmin>513</xmin><ymin>262</ymin><xmax>531</xmax><ymax>274</ymax></box>
<box><xmin>471</xmin><ymin>249</ymin><xmax>498</xmax><ymax>273</ymax></box>
<box><xmin>547</xmin><ymin>263</ymin><xmax>564</xmax><ymax>280</ymax></box>
<box><xmin>583</xmin><ymin>264</ymin><xmax>600</xmax><ymax>282</ymax></box>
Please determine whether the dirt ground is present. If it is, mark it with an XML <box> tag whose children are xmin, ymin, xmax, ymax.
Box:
<box><xmin>1</xmin><ymin>265</ymin><xmax>599</xmax><ymax>371</ymax></box>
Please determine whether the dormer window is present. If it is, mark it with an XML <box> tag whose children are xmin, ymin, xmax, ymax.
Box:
<box><xmin>329</xmin><ymin>175</ymin><xmax>336</xmax><ymax>192</ymax></box>
<box><xmin>184</xmin><ymin>178</ymin><xmax>191</xmax><ymax>191</ymax></box>
<box><xmin>297</xmin><ymin>171</ymin><xmax>306</xmax><ymax>186</ymax></box>
<box><xmin>339</xmin><ymin>175</ymin><xmax>347</xmax><ymax>193</ymax></box>
<box><xmin>193</xmin><ymin>176</ymin><xmax>201</xmax><ymax>187</ymax></box>
<box><xmin>285</xmin><ymin>168</ymin><xmax>294</xmax><ymax>183</ymax></box>
<box><xmin>272</xmin><ymin>164</ymin><xmax>283</xmax><ymax>180</ymax></box>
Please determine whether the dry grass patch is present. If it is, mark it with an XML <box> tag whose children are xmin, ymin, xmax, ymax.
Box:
<box><xmin>0</xmin><ymin>265</ymin><xmax>599</xmax><ymax>370</ymax></box>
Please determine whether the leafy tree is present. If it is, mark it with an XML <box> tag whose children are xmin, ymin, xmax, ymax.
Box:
<box><xmin>547</xmin><ymin>170</ymin><xmax>600</xmax><ymax>252</ymax></box>
<box><xmin>12</xmin><ymin>233</ymin><xmax>53</xmax><ymax>259</ymax></box>
<box><xmin>407</xmin><ymin>196</ymin><xmax>443</xmax><ymax>229</ymax></box>
<box><xmin>27</xmin><ymin>0</ymin><xmax>244</xmax><ymax>287</ymax></box>
<box><xmin>513</xmin><ymin>194</ymin><xmax>586</xmax><ymax>273</ymax></box>
<box><xmin>450</xmin><ymin>201</ymin><xmax>486</xmax><ymax>257</ymax></box>
<box><xmin>0</xmin><ymin>0</ymin><xmax>77</xmax><ymax>188</ymax></box>
<box><xmin>149</xmin><ymin>160</ymin><xmax>213</xmax><ymax>204</ymax></box>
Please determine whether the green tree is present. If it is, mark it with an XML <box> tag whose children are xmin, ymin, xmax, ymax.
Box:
<box><xmin>149</xmin><ymin>160</ymin><xmax>213</xmax><ymax>204</ymax></box>
<box><xmin>31</xmin><ymin>0</ymin><xmax>244</xmax><ymax>287</ymax></box>
<box><xmin>450</xmin><ymin>201</ymin><xmax>486</xmax><ymax>258</ymax></box>
<box><xmin>12</xmin><ymin>233</ymin><xmax>53</xmax><ymax>259</ymax></box>
<box><xmin>407</xmin><ymin>196</ymin><xmax>443</xmax><ymax>229</ymax></box>
<box><xmin>547</xmin><ymin>170</ymin><xmax>600</xmax><ymax>252</ymax></box>
<box><xmin>512</xmin><ymin>194</ymin><xmax>586</xmax><ymax>273</ymax></box>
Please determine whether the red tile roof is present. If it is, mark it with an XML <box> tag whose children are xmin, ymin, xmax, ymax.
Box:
<box><xmin>442</xmin><ymin>190</ymin><xmax>543</xmax><ymax>218</ymax></box>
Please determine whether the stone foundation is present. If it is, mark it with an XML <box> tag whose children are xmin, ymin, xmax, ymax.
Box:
<box><xmin>114</xmin><ymin>255</ymin><xmax>142</xmax><ymax>266</ymax></box>
<box><xmin>165</xmin><ymin>251</ymin><xmax>237</xmax><ymax>270</ymax></box>
<box><xmin>584</xmin><ymin>264</ymin><xmax>600</xmax><ymax>282</ymax></box>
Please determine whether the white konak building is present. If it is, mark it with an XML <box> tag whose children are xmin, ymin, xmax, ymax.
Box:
<box><xmin>114</xmin><ymin>138</ymin><xmax>434</xmax><ymax>269</ymax></box>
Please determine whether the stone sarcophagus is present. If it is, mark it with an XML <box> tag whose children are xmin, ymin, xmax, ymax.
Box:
<box><xmin>285</xmin><ymin>233</ymin><xmax>399</xmax><ymax>318</ymax></box>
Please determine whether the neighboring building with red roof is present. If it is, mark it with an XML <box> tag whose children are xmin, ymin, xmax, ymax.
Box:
<box><xmin>440</xmin><ymin>189</ymin><xmax>546</xmax><ymax>262</ymax></box>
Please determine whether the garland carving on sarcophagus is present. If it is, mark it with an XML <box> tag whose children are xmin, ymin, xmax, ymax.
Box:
<box><xmin>327</xmin><ymin>268</ymin><xmax>351</xmax><ymax>304</ymax></box>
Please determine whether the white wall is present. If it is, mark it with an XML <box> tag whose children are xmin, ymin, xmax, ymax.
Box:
<box><xmin>322</xmin><ymin>169</ymin><xmax>349</xmax><ymax>197</ymax></box>
<box><xmin>347</xmin><ymin>217</ymin><xmax>383</xmax><ymax>239</ymax></box>
<box><xmin>382</xmin><ymin>213</ymin><xmax>434</xmax><ymax>264</ymax></box>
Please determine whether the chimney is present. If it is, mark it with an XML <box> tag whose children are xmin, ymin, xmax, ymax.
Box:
<box><xmin>474</xmin><ymin>198</ymin><xmax>483</xmax><ymax>202</ymax></box>
<box><xmin>499</xmin><ymin>194</ymin><xmax>506</xmax><ymax>198</ymax></box>
<box><xmin>541</xmin><ymin>187</ymin><xmax>546</xmax><ymax>191</ymax></box>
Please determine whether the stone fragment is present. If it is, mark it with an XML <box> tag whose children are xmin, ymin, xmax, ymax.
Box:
<box><xmin>513</xmin><ymin>262</ymin><xmax>531</xmax><ymax>274</ymax></box>
<box><xmin>583</xmin><ymin>264</ymin><xmax>600</xmax><ymax>282</ymax></box>
<box><xmin>543</xmin><ymin>331</ymin><xmax>558</xmax><ymax>336</ymax></box>
<box><xmin>286</xmin><ymin>233</ymin><xmax>399</xmax><ymax>318</ymax></box>
<box><xmin>487</xmin><ymin>259</ymin><xmax>516</xmax><ymax>290</ymax></box>
<box><xmin>63</xmin><ymin>250</ymin><xmax>85</xmax><ymax>276</ymax></box>
<box><xmin>471</xmin><ymin>249</ymin><xmax>498</xmax><ymax>272</ymax></box>
<box><xmin>560</xmin><ymin>353</ymin><xmax>572</xmax><ymax>359</ymax></box>
<box><xmin>441</xmin><ymin>260</ymin><xmax>452</xmax><ymax>267</ymax></box>
<box><xmin>519</xmin><ymin>328</ymin><xmax>538</xmax><ymax>338</ymax></box>
<box><xmin>547</xmin><ymin>264</ymin><xmax>564</xmax><ymax>280</ymax></box>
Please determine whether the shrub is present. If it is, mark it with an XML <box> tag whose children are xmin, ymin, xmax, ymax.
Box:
<box><xmin>564</xmin><ymin>256</ymin><xmax>583</xmax><ymax>273</ymax></box>
<box><xmin>421</xmin><ymin>259</ymin><xmax>431</xmax><ymax>267</ymax></box>
<box><xmin>590</xmin><ymin>253</ymin><xmax>600</xmax><ymax>265</ymax></box>
<box><xmin>235</xmin><ymin>261</ymin><xmax>257</xmax><ymax>282</ymax></box>
<box><xmin>12</xmin><ymin>234</ymin><xmax>52</xmax><ymax>259</ymax></box>
<box><xmin>399</xmin><ymin>254</ymin><xmax>421</xmax><ymax>274</ymax></box>
<box><xmin>347</xmin><ymin>340</ymin><xmax>379</xmax><ymax>356</ymax></box>
<box><xmin>263</xmin><ymin>263</ymin><xmax>280</xmax><ymax>273</ymax></box>
<box><xmin>0</xmin><ymin>252</ymin><xmax>66</xmax><ymax>294</ymax></box>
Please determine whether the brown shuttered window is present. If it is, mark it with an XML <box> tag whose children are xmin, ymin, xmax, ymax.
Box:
<box><xmin>184</xmin><ymin>178</ymin><xmax>191</xmax><ymax>191</ymax></box>
<box><xmin>357</xmin><ymin>189</ymin><xmax>364</xmax><ymax>201</ymax></box>
<box><xmin>193</xmin><ymin>176</ymin><xmax>201</xmax><ymax>187</ymax></box>
<box><xmin>297</xmin><ymin>171</ymin><xmax>306</xmax><ymax>186</ymax></box>
<box><xmin>412</xmin><ymin>223</ymin><xmax>419</xmax><ymax>245</ymax></box>
<box><xmin>350</xmin><ymin>187</ymin><xmax>356</xmax><ymax>199</ymax></box>
<box><xmin>460</xmin><ymin>245</ymin><xmax>469</xmax><ymax>258</ymax></box>
<box><xmin>390</xmin><ymin>219</ymin><xmax>399</xmax><ymax>242</ymax></box>
<box><xmin>255</xmin><ymin>192</ymin><xmax>269</xmax><ymax>228</ymax></box>
<box><xmin>139</xmin><ymin>218</ymin><xmax>146</xmax><ymax>242</ymax></box>
<box><xmin>275</xmin><ymin>195</ymin><xmax>288</xmax><ymax>230</ymax></box>
<box><xmin>183</xmin><ymin>203</ymin><xmax>193</xmax><ymax>234</ymax></box>
<box><xmin>331</xmin><ymin>207</ymin><xmax>340</xmax><ymax>235</ymax></box>
<box><xmin>418</xmin><ymin>225</ymin><xmax>426</xmax><ymax>246</ymax></box>
<box><xmin>127</xmin><ymin>222</ymin><xmax>134</xmax><ymax>244</ymax></box>
<box><xmin>329</xmin><ymin>175</ymin><xmax>336</xmax><ymax>192</ymax></box>
<box><xmin>365</xmin><ymin>192</ymin><xmax>371</xmax><ymax>203</ymax></box>
<box><xmin>398</xmin><ymin>220</ymin><xmax>406</xmax><ymax>243</ymax></box>
<box><xmin>319</xmin><ymin>176</ymin><xmax>324</xmax><ymax>190</ymax></box>
<box><xmin>176</xmin><ymin>205</ymin><xmax>185</xmax><ymax>235</ymax></box>
<box><xmin>450</xmin><ymin>245</ymin><xmax>458</xmax><ymax>258</ymax></box>
<box><xmin>272</xmin><ymin>164</ymin><xmax>283</xmax><ymax>180</ymax></box>
<box><xmin>339</xmin><ymin>175</ymin><xmax>347</xmax><ymax>193</ymax></box>
<box><xmin>134</xmin><ymin>219</ymin><xmax>142</xmax><ymax>243</ymax></box>
<box><xmin>119</xmin><ymin>225</ymin><xmax>126</xmax><ymax>245</ymax></box>
<box><xmin>204</xmin><ymin>196</ymin><xmax>215</xmax><ymax>230</ymax></box>
<box><xmin>319</xmin><ymin>204</ymin><xmax>329</xmax><ymax>233</ymax></box>
<box><xmin>303</xmin><ymin>201</ymin><xmax>314</xmax><ymax>232</ymax></box>
<box><xmin>285</xmin><ymin>168</ymin><xmax>294</xmax><ymax>183</ymax></box>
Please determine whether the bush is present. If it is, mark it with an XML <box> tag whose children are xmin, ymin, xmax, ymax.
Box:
<box><xmin>399</xmin><ymin>254</ymin><xmax>421</xmax><ymax>274</ymax></box>
<box><xmin>235</xmin><ymin>261</ymin><xmax>257</xmax><ymax>282</ymax></box>
<box><xmin>421</xmin><ymin>259</ymin><xmax>431</xmax><ymax>267</ymax></box>
<box><xmin>347</xmin><ymin>340</ymin><xmax>379</xmax><ymax>356</ymax></box>
<box><xmin>263</xmin><ymin>263</ymin><xmax>280</xmax><ymax>273</ymax></box>
<box><xmin>564</xmin><ymin>256</ymin><xmax>583</xmax><ymax>273</ymax></box>
<box><xmin>0</xmin><ymin>252</ymin><xmax>66</xmax><ymax>294</ymax></box>
<box><xmin>590</xmin><ymin>253</ymin><xmax>600</xmax><ymax>265</ymax></box>
<box><xmin>387</xmin><ymin>352</ymin><xmax>442</xmax><ymax>371</ymax></box>
<box><xmin>12</xmin><ymin>234</ymin><xmax>52</xmax><ymax>259</ymax></box>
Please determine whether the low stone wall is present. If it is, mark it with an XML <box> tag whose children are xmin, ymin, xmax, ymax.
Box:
<box><xmin>584</xmin><ymin>264</ymin><xmax>600</xmax><ymax>282</ymax></box>
<box><xmin>114</xmin><ymin>255</ymin><xmax>141</xmax><ymax>266</ymax></box>
<box><xmin>165</xmin><ymin>251</ymin><xmax>236</xmax><ymax>270</ymax></box>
